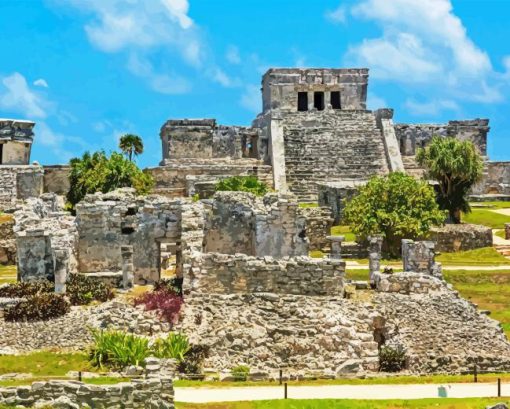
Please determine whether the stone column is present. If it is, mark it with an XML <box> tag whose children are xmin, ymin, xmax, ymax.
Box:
<box><xmin>121</xmin><ymin>245</ymin><xmax>134</xmax><ymax>290</ymax></box>
<box><xmin>308</xmin><ymin>91</ymin><xmax>314</xmax><ymax>111</ymax></box>
<box><xmin>327</xmin><ymin>235</ymin><xmax>344</xmax><ymax>260</ymax></box>
<box><xmin>368</xmin><ymin>235</ymin><xmax>383</xmax><ymax>282</ymax></box>
<box><xmin>506</xmin><ymin>223</ymin><xmax>510</xmax><ymax>240</ymax></box>
<box><xmin>53</xmin><ymin>248</ymin><xmax>69</xmax><ymax>294</ymax></box>
<box><xmin>324</xmin><ymin>91</ymin><xmax>331</xmax><ymax>109</ymax></box>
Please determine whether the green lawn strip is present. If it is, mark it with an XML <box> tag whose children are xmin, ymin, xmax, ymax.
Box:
<box><xmin>330</xmin><ymin>225</ymin><xmax>356</xmax><ymax>242</ymax></box>
<box><xmin>176</xmin><ymin>398</ymin><xmax>510</xmax><ymax>409</ymax></box>
<box><xmin>436</xmin><ymin>247</ymin><xmax>510</xmax><ymax>266</ymax></box>
<box><xmin>0</xmin><ymin>351</ymin><xmax>94</xmax><ymax>377</ymax></box>
<box><xmin>471</xmin><ymin>201</ymin><xmax>510</xmax><ymax>209</ymax></box>
<box><xmin>298</xmin><ymin>203</ymin><xmax>318</xmax><ymax>208</ymax></box>
<box><xmin>0</xmin><ymin>265</ymin><xmax>16</xmax><ymax>278</ymax></box>
<box><xmin>462</xmin><ymin>209</ymin><xmax>510</xmax><ymax>229</ymax></box>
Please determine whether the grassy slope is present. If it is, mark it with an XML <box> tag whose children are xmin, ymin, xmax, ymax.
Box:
<box><xmin>176</xmin><ymin>398</ymin><xmax>510</xmax><ymax>409</ymax></box>
<box><xmin>0</xmin><ymin>351</ymin><xmax>93</xmax><ymax>376</ymax></box>
<box><xmin>463</xmin><ymin>208</ymin><xmax>510</xmax><ymax>229</ymax></box>
<box><xmin>0</xmin><ymin>265</ymin><xmax>16</xmax><ymax>285</ymax></box>
<box><xmin>436</xmin><ymin>247</ymin><xmax>510</xmax><ymax>266</ymax></box>
<box><xmin>330</xmin><ymin>226</ymin><xmax>356</xmax><ymax>242</ymax></box>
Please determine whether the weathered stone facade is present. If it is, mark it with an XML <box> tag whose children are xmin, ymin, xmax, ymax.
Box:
<box><xmin>0</xmin><ymin>119</ymin><xmax>34</xmax><ymax>165</ymax></box>
<box><xmin>0</xmin><ymin>216</ymin><xmax>16</xmax><ymax>265</ymax></box>
<box><xmin>0</xmin><ymin>165</ymin><xmax>43</xmax><ymax>210</ymax></box>
<box><xmin>42</xmin><ymin>165</ymin><xmax>71</xmax><ymax>195</ymax></box>
<box><xmin>429</xmin><ymin>223</ymin><xmax>493</xmax><ymax>252</ymax></box>
<box><xmin>298</xmin><ymin>206</ymin><xmax>334</xmax><ymax>251</ymax></box>
<box><xmin>317</xmin><ymin>180</ymin><xmax>366</xmax><ymax>224</ymax></box>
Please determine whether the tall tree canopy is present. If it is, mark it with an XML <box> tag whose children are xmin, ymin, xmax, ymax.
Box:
<box><xmin>343</xmin><ymin>172</ymin><xmax>445</xmax><ymax>258</ymax></box>
<box><xmin>416</xmin><ymin>136</ymin><xmax>484</xmax><ymax>224</ymax></box>
<box><xmin>119</xmin><ymin>134</ymin><xmax>144</xmax><ymax>162</ymax></box>
<box><xmin>67</xmin><ymin>151</ymin><xmax>154</xmax><ymax>209</ymax></box>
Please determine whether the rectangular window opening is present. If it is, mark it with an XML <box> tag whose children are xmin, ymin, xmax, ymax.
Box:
<box><xmin>297</xmin><ymin>92</ymin><xmax>308</xmax><ymax>112</ymax></box>
<box><xmin>314</xmin><ymin>92</ymin><xmax>325</xmax><ymax>111</ymax></box>
<box><xmin>331</xmin><ymin>91</ymin><xmax>341</xmax><ymax>109</ymax></box>
<box><xmin>0</xmin><ymin>144</ymin><xmax>3</xmax><ymax>165</ymax></box>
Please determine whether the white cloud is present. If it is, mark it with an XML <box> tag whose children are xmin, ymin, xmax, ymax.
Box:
<box><xmin>0</xmin><ymin>73</ymin><xmax>47</xmax><ymax>118</ymax></box>
<box><xmin>226</xmin><ymin>46</ymin><xmax>241</xmax><ymax>65</ymax></box>
<box><xmin>240</xmin><ymin>85</ymin><xmax>261</xmax><ymax>113</ymax></box>
<box><xmin>405</xmin><ymin>98</ymin><xmax>460</xmax><ymax>116</ymax></box>
<box><xmin>209</xmin><ymin>67</ymin><xmax>239</xmax><ymax>88</ymax></box>
<box><xmin>346</xmin><ymin>0</ymin><xmax>503</xmax><ymax>110</ymax></box>
<box><xmin>33</xmin><ymin>78</ymin><xmax>49</xmax><ymax>88</ymax></box>
<box><xmin>326</xmin><ymin>4</ymin><xmax>347</xmax><ymax>24</ymax></box>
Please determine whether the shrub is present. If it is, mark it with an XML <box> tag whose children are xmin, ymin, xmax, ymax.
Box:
<box><xmin>177</xmin><ymin>345</ymin><xmax>210</xmax><ymax>375</ymax></box>
<box><xmin>153</xmin><ymin>278</ymin><xmax>182</xmax><ymax>296</ymax></box>
<box><xmin>89</xmin><ymin>329</ymin><xmax>151</xmax><ymax>370</ymax></box>
<box><xmin>343</xmin><ymin>172</ymin><xmax>445</xmax><ymax>258</ymax></box>
<box><xmin>379</xmin><ymin>346</ymin><xmax>407</xmax><ymax>372</ymax></box>
<box><xmin>0</xmin><ymin>280</ymin><xmax>53</xmax><ymax>298</ymax></box>
<box><xmin>66</xmin><ymin>274</ymin><xmax>115</xmax><ymax>305</ymax></box>
<box><xmin>231</xmin><ymin>365</ymin><xmax>250</xmax><ymax>381</ymax></box>
<box><xmin>215</xmin><ymin>176</ymin><xmax>268</xmax><ymax>196</ymax></box>
<box><xmin>152</xmin><ymin>332</ymin><xmax>190</xmax><ymax>361</ymax></box>
<box><xmin>134</xmin><ymin>289</ymin><xmax>183</xmax><ymax>324</ymax></box>
<box><xmin>4</xmin><ymin>293</ymin><xmax>70</xmax><ymax>322</ymax></box>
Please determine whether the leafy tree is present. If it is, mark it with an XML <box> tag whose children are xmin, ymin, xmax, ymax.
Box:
<box><xmin>215</xmin><ymin>176</ymin><xmax>269</xmax><ymax>196</ymax></box>
<box><xmin>119</xmin><ymin>133</ymin><xmax>144</xmax><ymax>162</ymax></box>
<box><xmin>416</xmin><ymin>136</ymin><xmax>484</xmax><ymax>224</ymax></box>
<box><xmin>343</xmin><ymin>172</ymin><xmax>445</xmax><ymax>257</ymax></box>
<box><xmin>67</xmin><ymin>151</ymin><xmax>154</xmax><ymax>208</ymax></box>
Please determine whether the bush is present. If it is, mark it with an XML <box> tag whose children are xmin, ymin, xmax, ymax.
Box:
<box><xmin>177</xmin><ymin>345</ymin><xmax>210</xmax><ymax>375</ymax></box>
<box><xmin>231</xmin><ymin>365</ymin><xmax>250</xmax><ymax>381</ymax></box>
<box><xmin>153</xmin><ymin>278</ymin><xmax>182</xmax><ymax>296</ymax></box>
<box><xmin>379</xmin><ymin>346</ymin><xmax>406</xmax><ymax>372</ymax></box>
<box><xmin>134</xmin><ymin>288</ymin><xmax>183</xmax><ymax>324</ymax></box>
<box><xmin>152</xmin><ymin>332</ymin><xmax>190</xmax><ymax>361</ymax></box>
<box><xmin>0</xmin><ymin>280</ymin><xmax>53</xmax><ymax>298</ymax></box>
<box><xmin>4</xmin><ymin>293</ymin><xmax>70</xmax><ymax>322</ymax></box>
<box><xmin>89</xmin><ymin>329</ymin><xmax>151</xmax><ymax>370</ymax></box>
<box><xmin>343</xmin><ymin>172</ymin><xmax>445</xmax><ymax>258</ymax></box>
<box><xmin>67</xmin><ymin>151</ymin><xmax>154</xmax><ymax>209</ymax></box>
<box><xmin>215</xmin><ymin>176</ymin><xmax>268</xmax><ymax>196</ymax></box>
<box><xmin>66</xmin><ymin>274</ymin><xmax>115</xmax><ymax>305</ymax></box>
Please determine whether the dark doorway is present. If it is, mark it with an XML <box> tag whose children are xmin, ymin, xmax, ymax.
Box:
<box><xmin>297</xmin><ymin>92</ymin><xmax>308</xmax><ymax>111</ymax></box>
<box><xmin>0</xmin><ymin>144</ymin><xmax>3</xmax><ymax>164</ymax></box>
<box><xmin>331</xmin><ymin>91</ymin><xmax>341</xmax><ymax>109</ymax></box>
<box><xmin>314</xmin><ymin>92</ymin><xmax>325</xmax><ymax>111</ymax></box>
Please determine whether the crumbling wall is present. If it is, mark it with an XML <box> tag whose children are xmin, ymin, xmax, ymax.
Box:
<box><xmin>429</xmin><ymin>224</ymin><xmax>493</xmax><ymax>252</ymax></box>
<box><xmin>43</xmin><ymin>165</ymin><xmax>71</xmax><ymax>195</ymax></box>
<box><xmin>188</xmin><ymin>253</ymin><xmax>344</xmax><ymax>296</ymax></box>
<box><xmin>0</xmin><ymin>165</ymin><xmax>43</xmax><ymax>210</ymax></box>
<box><xmin>298</xmin><ymin>206</ymin><xmax>333</xmax><ymax>251</ymax></box>
<box><xmin>76</xmin><ymin>189</ymin><xmax>183</xmax><ymax>283</ymax></box>
<box><xmin>0</xmin><ymin>216</ymin><xmax>16</xmax><ymax>265</ymax></box>
<box><xmin>317</xmin><ymin>180</ymin><xmax>365</xmax><ymax>225</ymax></box>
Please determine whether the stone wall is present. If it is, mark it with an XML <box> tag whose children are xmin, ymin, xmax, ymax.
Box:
<box><xmin>0</xmin><ymin>217</ymin><xmax>15</xmax><ymax>265</ymax></box>
<box><xmin>0</xmin><ymin>119</ymin><xmax>34</xmax><ymax>165</ymax></box>
<box><xmin>281</xmin><ymin>110</ymin><xmax>389</xmax><ymax>201</ymax></box>
<box><xmin>0</xmin><ymin>165</ymin><xmax>43</xmax><ymax>210</ymax></box>
<box><xmin>298</xmin><ymin>206</ymin><xmax>333</xmax><ymax>251</ymax></box>
<box><xmin>203</xmin><ymin>192</ymin><xmax>308</xmax><ymax>258</ymax></box>
<box><xmin>0</xmin><ymin>377</ymin><xmax>174</xmax><ymax>408</ymax></box>
<box><xmin>373</xmin><ymin>271</ymin><xmax>445</xmax><ymax>295</ymax></box>
<box><xmin>147</xmin><ymin>158</ymin><xmax>273</xmax><ymax>198</ymax></box>
<box><xmin>317</xmin><ymin>180</ymin><xmax>366</xmax><ymax>224</ymax></box>
<box><xmin>395</xmin><ymin>119</ymin><xmax>489</xmax><ymax>156</ymax></box>
<box><xmin>43</xmin><ymin>165</ymin><xmax>71</xmax><ymax>195</ymax></box>
<box><xmin>75</xmin><ymin>189</ymin><xmax>183</xmax><ymax>283</ymax></box>
<box><xmin>188</xmin><ymin>253</ymin><xmax>344</xmax><ymax>296</ymax></box>
<box><xmin>474</xmin><ymin>161</ymin><xmax>510</xmax><ymax>195</ymax></box>
<box><xmin>429</xmin><ymin>223</ymin><xmax>493</xmax><ymax>252</ymax></box>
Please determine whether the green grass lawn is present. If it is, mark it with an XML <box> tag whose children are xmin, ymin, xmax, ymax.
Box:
<box><xmin>298</xmin><ymin>203</ymin><xmax>319</xmax><ymax>208</ymax></box>
<box><xmin>436</xmin><ymin>247</ymin><xmax>510</xmax><ymax>266</ymax></box>
<box><xmin>0</xmin><ymin>351</ymin><xmax>93</xmax><ymax>377</ymax></box>
<box><xmin>463</xmin><ymin>208</ymin><xmax>510</xmax><ymax>229</ymax></box>
<box><xmin>176</xmin><ymin>398</ymin><xmax>510</xmax><ymax>409</ymax></box>
<box><xmin>330</xmin><ymin>225</ymin><xmax>356</xmax><ymax>242</ymax></box>
<box><xmin>471</xmin><ymin>201</ymin><xmax>510</xmax><ymax>209</ymax></box>
<box><xmin>0</xmin><ymin>264</ymin><xmax>16</xmax><ymax>285</ymax></box>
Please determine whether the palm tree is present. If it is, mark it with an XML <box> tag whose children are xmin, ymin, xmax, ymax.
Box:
<box><xmin>119</xmin><ymin>134</ymin><xmax>144</xmax><ymax>162</ymax></box>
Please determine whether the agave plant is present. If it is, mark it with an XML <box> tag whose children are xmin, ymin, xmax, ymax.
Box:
<box><xmin>152</xmin><ymin>332</ymin><xmax>190</xmax><ymax>361</ymax></box>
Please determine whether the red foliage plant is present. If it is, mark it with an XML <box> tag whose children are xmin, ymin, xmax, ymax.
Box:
<box><xmin>134</xmin><ymin>289</ymin><xmax>183</xmax><ymax>325</ymax></box>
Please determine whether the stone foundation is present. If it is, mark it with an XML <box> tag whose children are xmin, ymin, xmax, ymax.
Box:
<box><xmin>429</xmin><ymin>223</ymin><xmax>493</xmax><ymax>252</ymax></box>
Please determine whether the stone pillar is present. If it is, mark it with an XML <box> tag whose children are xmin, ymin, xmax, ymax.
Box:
<box><xmin>325</xmin><ymin>91</ymin><xmax>331</xmax><ymax>109</ymax></box>
<box><xmin>308</xmin><ymin>91</ymin><xmax>314</xmax><ymax>111</ymax></box>
<box><xmin>402</xmin><ymin>239</ymin><xmax>442</xmax><ymax>277</ymax></box>
<box><xmin>506</xmin><ymin>223</ymin><xmax>510</xmax><ymax>240</ymax></box>
<box><xmin>327</xmin><ymin>235</ymin><xmax>344</xmax><ymax>260</ymax></box>
<box><xmin>368</xmin><ymin>235</ymin><xmax>383</xmax><ymax>282</ymax></box>
<box><xmin>121</xmin><ymin>245</ymin><xmax>134</xmax><ymax>290</ymax></box>
<box><xmin>53</xmin><ymin>248</ymin><xmax>69</xmax><ymax>294</ymax></box>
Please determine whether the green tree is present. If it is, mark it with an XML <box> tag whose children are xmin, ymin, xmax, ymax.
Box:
<box><xmin>416</xmin><ymin>136</ymin><xmax>484</xmax><ymax>224</ymax></box>
<box><xmin>215</xmin><ymin>176</ymin><xmax>269</xmax><ymax>197</ymax></box>
<box><xmin>119</xmin><ymin>134</ymin><xmax>144</xmax><ymax>162</ymax></box>
<box><xmin>343</xmin><ymin>172</ymin><xmax>445</xmax><ymax>258</ymax></box>
<box><xmin>66</xmin><ymin>151</ymin><xmax>154</xmax><ymax>209</ymax></box>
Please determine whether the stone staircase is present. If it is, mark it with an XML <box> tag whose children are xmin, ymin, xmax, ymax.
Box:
<box><xmin>402</xmin><ymin>155</ymin><xmax>425</xmax><ymax>179</ymax></box>
<box><xmin>282</xmin><ymin>110</ymin><xmax>390</xmax><ymax>201</ymax></box>
<box><xmin>495</xmin><ymin>244</ymin><xmax>510</xmax><ymax>258</ymax></box>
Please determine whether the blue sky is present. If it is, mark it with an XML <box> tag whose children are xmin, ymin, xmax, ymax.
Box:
<box><xmin>1</xmin><ymin>0</ymin><xmax>509</xmax><ymax>167</ymax></box>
